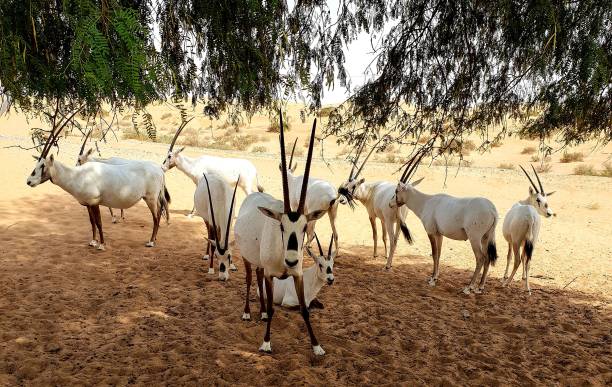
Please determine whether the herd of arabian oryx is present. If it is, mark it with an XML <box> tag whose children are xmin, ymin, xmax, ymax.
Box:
<box><xmin>25</xmin><ymin>112</ymin><xmax>556</xmax><ymax>356</ymax></box>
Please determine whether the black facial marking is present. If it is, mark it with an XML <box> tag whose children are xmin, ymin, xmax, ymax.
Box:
<box><xmin>219</xmin><ymin>262</ymin><xmax>226</xmax><ymax>272</ymax></box>
<box><xmin>287</xmin><ymin>232</ymin><xmax>298</xmax><ymax>251</ymax></box>
<box><xmin>287</xmin><ymin>212</ymin><xmax>301</xmax><ymax>222</ymax></box>
<box><xmin>326</xmin><ymin>267</ymin><xmax>332</xmax><ymax>274</ymax></box>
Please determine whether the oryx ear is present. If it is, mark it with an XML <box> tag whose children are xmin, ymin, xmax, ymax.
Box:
<box><xmin>258</xmin><ymin>206</ymin><xmax>283</xmax><ymax>221</ymax></box>
<box><xmin>86</xmin><ymin>148</ymin><xmax>94</xmax><ymax>157</ymax></box>
<box><xmin>203</xmin><ymin>236</ymin><xmax>218</xmax><ymax>248</ymax></box>
<box><xmin>32</xmin><ymin>155</ymin><xmax>38</xmax><ymax>160</ymax></box>
<box><xmin>48</xmin><ymin>154</ymin><xmax>55</xmax><ymax>164</ymax></box>
<box><xmin>528</xmin><ymin>186</ymin><xmax>536</xmax><ymax>195</ymax></box>
<box><xmin>357</xmin><ymin>177</ymin><xmax>365</xmax><ymax>185</ymax></box>
<box><xmin>546</xmin><ymin>191</ymin><xmax>555</xmax><ymax>196</ymax></box>
<box><xmin>292</xmin><ymin>162</ymin><xmax>298</xmax><ymax>172</ymax></box>
<box><xmin>411</xmin><ymin>177</ymin><xmax>424</xmax><ymax>187</ymax></box>
<box><xmin>177</xmin><ymin>146</ymin><xmax>186</xmax><ymax>154</ymax></box>
<box><xmin>306</xmin><ymin>209</ymin><xmax>326</xmax><ymax>222</ymax></box>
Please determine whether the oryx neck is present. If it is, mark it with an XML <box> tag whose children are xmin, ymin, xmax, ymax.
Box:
<box><xmin>404</xmin><ymin>187</ymin><xmax>431</xmax><ymax>219</ymax></box>
<box><xmin>48</xmin><ymin>160</ymin><xmax>79</xmax><ymax>193</ymax></box>
<box><xmin>302</xmin><ymin>266</ymin><xmax>323</xmax><ymax>305</ymax></box>
<box><xmin>175</xmin><ymin>153</ymin><xmax>199</xmax><ymax>183</ymax></box>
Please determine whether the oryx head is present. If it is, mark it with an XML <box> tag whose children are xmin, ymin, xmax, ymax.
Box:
<box><xmin>337</xmin><ymin>138</ymin><xmax>375</xmax><ymax>208</ymax></box>
<box><xmin>26</xmin><ymin>125</ymin><xmax>66</xmax><ymax>187</ymax></box>
<box><xmin>162</xmin><ymin>118</ymin><xmax>193</xmax><ymax>171</ymax></box>
<box><xmin>258</xmin><ymin>112</ymin><xmax>326</xmax><ymax>273</ymax></box>
<box><xmin>391</xmin><ymin>150</ymin><xmax>427</xmax><ymax>208</ymax></box>
<box><xmin>202</xmin><ymin>173</ymin><xmax>240</xmax><ymax>281</ymax></box>
<box><xmin>305</xmin><ymin>234</ymin><xmax>336</xmax><ymax>285</ymax></box>
<box><xmin>76</xmin><ymin>129</ymin><xmax>94</xmax><ymax>166</ymax></box>
<box><xmin>520</xmin><ymin>165</ymin><xmax>556</xmax><ymax>218</ymax></box>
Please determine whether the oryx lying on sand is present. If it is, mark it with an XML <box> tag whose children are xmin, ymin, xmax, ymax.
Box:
<box><xmin>502</xmin><ymin>165</ymin><xmax>556</xmax><ymax>294</ymax></box>
<box><xmin>337</xmin><ymin>139</ymin><xmax>414</xmax><ymax>268</ymax></box>
<box><xmin>391</xmin><ymin>152</ymin><xmax>498</xmax><ymax>294</ymax></box>
<box><xmin>194</xmin><ymin>172</ymin><xmax>239</xmax><ymax>280</ymax></box>
<box><xmin>234</xmin><ymin>112</ymin><xmax>328</xmax><ymax>355</ymax></box>
<box><xmin>284</xmin><ymin>139</ymin><xmax>340</xmax><ymax>252</ymax></box>
<box><xmin>27</xmin><ymin>127</ymin><xmax>170</xmax><ymax>250</ymax></box>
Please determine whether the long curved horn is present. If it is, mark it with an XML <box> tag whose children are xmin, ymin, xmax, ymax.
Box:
<box><xmin>279</xmin><ymin>110</ymin><xmax>291</xmax><ymax>212</ymax></box>
<box><xmin>349</xmin><ymin>138</ymin><xmax>367</xmax><ymax>180</ymax></box>
<box><xmin>168</xmin><ymin>117</ymin><xmax>195</xmax><ymax>152</ymax></box>
<box><xmin>314</xmin><ymin>233</ymin><xmax>324</xmax><ymax>256</ymax></box>
<box><xmin>519</xmin><ymin>165</ymin><xmax>539</xmax><ymax>193</ymax></box>
<box><xmin>297</xmin><ymin>118</ymin><xmax>317</xmax><ymax>214</ymax></box>
<box><xmin>531</xmin><ymin>164</ymin><xmax>544</xmax><ymax>193</ymax></box>
<box><xmin>202</xmin><ymin>173</ymin><xmax>219</xmax><ymax>241</ymax></box>
<box><xmin>78</xmin><ymin>129</ymin><xmax>93</xmax><ymax>156</ymax></box>
<box><xmin>327</xmin><ymin>235</ymin><xmax>333</xmax><ymax>258</ymax></box>
<box><xmin>354</xmin><ymin>142</ymin><xmax>377</xmax><ymax>179</ymax></box>
<box><xmin>401</xmin><ymin>150</ymin><xmax>426</xmax><ymax>183</ymax></box>
<box><xmin>40</xmin><ymin>106</ymin><xmax>84</xmax><ymax>160</ymax></box>
<box><xmin>223</xmin><ymin>176</ymin><xmax>240</xmax><ymax>250</ymax></box>
<box><xmin>288</xmin><ymin>138</ymin><xmax>298</xmax><ymax>171</ymax></box>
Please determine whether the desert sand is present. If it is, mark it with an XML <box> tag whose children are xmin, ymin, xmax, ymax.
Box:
<box><xmin>0</xmin><ymin>105</ymin><xmax>611</xmax><ymax>385</ymax></box>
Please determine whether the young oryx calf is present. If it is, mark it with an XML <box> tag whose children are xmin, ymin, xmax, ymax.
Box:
<box><xmin>267</xmin><ymin>234</ymin><xmax>335</xmax><ymax>308</ymax></box>
<box><xmin>392</xmin><ymin>152</ymin><xmax>499</xmax><ymax>294</ymax></box>
<box><xmin>502</xmin><ymin>165</ymin><xmax>556</xmax><ymax>294</ymax></box>
<box><xmin>194</xmin><ymin>172</ymin><xmax>239</xmax><ymax>280</ymax></box>
<box><xmin>234</xmin><ymin>113</ymin><xmax>328</xmax><ymax>355</ymax></box>
<box><xmin>337</xmin><ymin>140</ymin><xmax>414</xmax><ymax>269</ymax></box>
<box><xmin>27</xmin><ymin>129</ymin><xmax>170</xmax><ymax>250</ymax></box>
<box><xmin>284</xmin><ymin>139</ymin><xmax>340</xmax><ymax>252</ymax></box>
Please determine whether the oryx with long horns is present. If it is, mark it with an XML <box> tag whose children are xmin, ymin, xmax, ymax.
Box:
<box><xmin>162</xmin><ymin>118</ymin><xmax>264</xmax><ymax>198</ymax></box>
<box><xmin>27</xmin><ymin>122</ymin><xmax>170</xmax><ymax>250</ymax></box>
<box><xmin>502</xmin><ymin>165</ymin><xmax>556</xmax><ymax>294</ymax></box>
<box><xmin>283</xmin><ymin>138</ymin><xmax>340</xmax><ymax>252</ymax></box>
<box><xmin>194</xmin><ymin>172</ymin><xmax>240</xmax><ymax>280</ymax></box>
<box><xmin>391</xmin><ymin>151</ymin><xmax>498</xmax><ymax>294</ymax></box>
<box><xmin>337</xmin><ymin>138</ymin><xmax>414</xmax><ymax>266</ymax></box>
<box><xmin>234</xmin><ymin>112</ymin><xmax>328</xmax><ymax>355</ymax></box>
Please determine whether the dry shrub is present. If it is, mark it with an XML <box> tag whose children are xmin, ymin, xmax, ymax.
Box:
<box><xmin>521</xmin><ymin>146</ymin><xmax>537</xmax><ymax>155</ymax></box>
<box><xmin>442</xmin><ymin>139</ymin><xmax>473</xmax><ymax>156</ymax></box>
<box><xmin>498</xmin><ymin>163</ymin><xmax>515</xmax><ymax>170</ymax></box>
<box><xmin>601</xmin><ymin>162</ymin><xmax>612</xmax><ymax>177</ymax></box>
<box><xmin>490</xmin><ymin>138</ymin><xmax>503</xmax><ymax>148</ymax></box>
<box><xmin>535</xmin><ymin>163</ymin><xmax>552</xmax><ymax>173</ymax></box>
<box><xmin>206</xmin><ymin>131</ymin><xmax>260</xmax><ymax>151</ymax></box>
<box><xmin>560</xmin><ymin>152</ymin><xmax>584</xmax><ymax>163</ymax></box>
<box><xmin>251</xmin><ymin>145</ymin><xmax>267</xmax><ymax>153</ymax></box>
<box><xmin>122</xmin><ymin>128</ymin><xmax>149</xmax><ymax>141</ymax></box>
<box><xmin>432</xmin><ymin>157</ymin><xmax>472</xmax><ymax>168</ymax></box>
<box><xmin>268</xmin><ymin>118</ymin><xmax>291</xmax><ymax>133</ymax></box>
<box><xmin>383</xmin><ymin>154</ymin><xmax>399</xmax><ymax>163</ymax></box>
<box><xmin>161</xmin><ymin>113</ymin><xmax>172</xmax><ymax>121</ymax></box>
<box><xmin>586</xmin><ymin>202</ymin><xmax>600</xmax><ymax>210</ymax></box>
<box><xmin>573</xmin><ymin>164</ymin><xmax>598</xmax><ymax>176</ymax></box>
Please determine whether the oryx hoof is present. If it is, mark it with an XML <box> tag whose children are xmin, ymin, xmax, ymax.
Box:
<box><xmin>501</xmin><ymin>280</ymin><xmax>508</xmax><ymax>287</ymax></box>
<box><xmin>474</xmin><ymin>287</ymin><xmax>484</xmax><ymax>294</ymax></box>
<box><xmin>202</xmin><ymin>255</ymin><xmax>209</xmax><ymax>261</ymax></box>
<box><xmin>96</xmin><ymin>244</ymin><xmax>106</xmax><ymax>251</ymax></box>
<box><xmin>89</xmin><ymin>240</ymin><xmax>98</xmax><ymax>247</ymax></box>
<box><xmin>230</xmin><ymin>263</ymin><xmax>237</xmax><ymax>271</ymax></box>
<box><xmin>526</xmin><ymin>288</ymin><xmax>532</xmax><ymax>296</ymax></box>
<box><xmin>259</xmin><ymin>341</ymin><xmax>272</xmax><ymax>353</ymax></box>
<box><xmin>111</xmin><ymin>217</ymin><xmax>118</xmax><ymax>224</ymax></box>
<box><xmin>462</xmin><ymin>287</ymin><xmax>471</xmax><ymax>295</ymax></box>
<box><xmin>242</xmin><ymin>312</ymin><xmax>251</xmax><ymax>321</ymax></box>
<box><xmin>208</xmin><ymin>268</ymin><xmax>215</xmax><ymax>274</ymax></box>
<box><xmin>260</xmin><ymin>312</ymin><xmax>268</xmax><ymax>321</ymax></box>
<box><xmin>428</xmin><ymin>277</ymin><xmax>437</xmax><ymax>286</ymax></box>
<box><xmin>145</xmin><ymin>241</ymin><xmax>155</xmax><ymax>248</ymax></box>
<box><xmin>312</xmin><ymin>345</ymin><xmax>326</xmax><ymax>356</ymax></box>
<box><xmin>187</xmin><ymin>213</ymin><xmax>194</xmax><ymax>219</ymax></box>
<box><xmin>384</xmin><ymin>265</ymin><xmax>392</xmax><ymax>271</ymax></box>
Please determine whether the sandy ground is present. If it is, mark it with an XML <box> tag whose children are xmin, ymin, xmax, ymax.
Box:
<box><xmin>0</xmin><ymin>107</ymin><xmax>611</xmax><ymax>385</ymax></box>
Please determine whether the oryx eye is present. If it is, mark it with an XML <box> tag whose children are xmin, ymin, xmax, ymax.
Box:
<box><xmin>545</xmin><ymin>204</ymin><xmax>548</xmax><ymax>208</ymax></box>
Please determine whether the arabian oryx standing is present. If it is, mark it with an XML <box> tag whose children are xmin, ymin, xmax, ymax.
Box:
<box><xmin>194</xmin><ymin>172</ymin><xmax>239</xmax><ymax>280</ymax></box>
<box><xmin>162</xmin><ymin>119</ymin><xmax>264</xmax><ymax>196</ymax></box>
<box><xmin>283</xmin><ymin>139</ymin><xmax>340</xmax><ymax>252</ymax></box>
<box><xmin>391</xmin><ymin>152</ymin><xmax>499</xmax><ymax>294</ymax></box>
<box><xmin>234</xmin><ymin>113</ymin><xmax>328</xmax><ymax>355</ymax></box>
<box><xmin>336</xmin><ymin>139</ymin><xmax>414</xmax><ymax>268</ymax></box>
<box><xmin>502</xmin><ymin>165</ymin><xmax>556</xmax><ymax>294</ymax></box>
<box><xmin>27</xmin><ymin>127</ymin><xmax>170</xmax><ymax>250</ymax></box>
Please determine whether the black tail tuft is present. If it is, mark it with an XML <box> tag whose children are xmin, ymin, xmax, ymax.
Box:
<box><xmin>524</xmin><ymin>240</ymin><xmax>534</xmax><ymax>262</ymax></box>
<box><xmin>160</xmin><ymin>186</ymin><xmax>170</xmax><ymax>225</ymax></box>
<box><xmin>400</xmin><ymin>221</ymin><xmax>414</xmax><ymax>245</ymax></box>
<box><xmin>487</xmin><ymin>241</ymin><xmax>498</xmax><ymax>266</ymax></box>
<box><xmin>164</xmin><ymin>186</ymin><xmax>171</xmax><ymax>203</ymax></box>
<box><xmin>257</xmin><ymin>184</ymin><xmax>265</xmax><ymax>193</ymax></box>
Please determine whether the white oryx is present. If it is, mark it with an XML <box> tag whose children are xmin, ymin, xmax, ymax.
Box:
<box><xmin>193</xmin><ymin>172</ymin><xmax>239</xmax><ymax>280</ymax></box>
<box><xmin>337</xmin><ymin>140</ymin><xmax>414</xmax><ymax>268</ymax></box>
<box><xmin>391</xmin><ymin>152</ymin><xmax>498</xmax><ymax>294</ymax></box>
<box><xmin>502</xmin><ymin>165</ymin><xmax>555</xmax><ymax>294</ymax></box>
<box><xmin>284</xmin><ymin>139</ymin><xmax>340</xmax><ymax>252</ymax></box>
<box><xmin>162</xmin><ymin>119</ymin><xmax>263</xmax><ymax>197</ymax></box>
<box><xmin>27</xmin><ymin>127</ymin><xmax>170</xmax><ymax>251</ymax></box>
<box><xmin>267</xmin><ymin>234</ymin><xmax>335</xmax><ymax>308</ymax></box>
<box><xmin>234</xmin><ymin>113</ymin><xmax>328</xmax><ymax>355</ymax></box>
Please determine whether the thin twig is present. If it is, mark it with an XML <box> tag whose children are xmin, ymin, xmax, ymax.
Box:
<box><xmin>563</xmin><ymin>276</ymin><xmax>578</xmax><ymax>290</ymax></box>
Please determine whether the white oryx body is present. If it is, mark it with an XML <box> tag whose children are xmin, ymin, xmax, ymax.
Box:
<box><xmin>234</xmin><ymin>113</ymin><xmax>328</xmax><ymax>356</ymax></box>
<box><xmin>502</xmin><ymin>166</ymin><xmax>555</xmax><ymax>294</ymax></box>
<box><xmin>393</xmin><ymin>179</ymin><xmax>498</xmax><ymax>294</ymax></box>
<box><xmin>194</xmin><ymin>172</ymin><xmax>239</xmax><ymax>280</ymax></box>
<box><xmin>27</xmin><ymin>155</ymin><xmax>170</xmax><ymax>250</ymax></box>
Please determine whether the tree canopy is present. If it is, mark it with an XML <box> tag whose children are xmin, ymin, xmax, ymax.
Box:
<box><xmin>0</xmin><ymin>0</ymin><xmax>610</xmax><ymax>150</ymax></box>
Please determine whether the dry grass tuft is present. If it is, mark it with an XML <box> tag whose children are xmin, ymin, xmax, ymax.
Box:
<box><xmin>490</xmin><ymin>138</ymin><xmax>503</xmax><ymax>148</ymax></box>
<box><xmin>560</xmin><ymin>152</ymin><xmax>584</xmax><ymax>163</ymax></box>
<box><xmin>521</xmin><ymin>146</ymin><xmax>537</xmax><ymax>155</ymax></box>
<box><xmin>251</xmin><ymin>145</ymin><xmax>267</xmax><ymax>153</ymax></box>
<box><xmin>573</xmin><ymin>164</ymin><xmax>598</xmax><ymax>176</ymax></box>
<box><xmin>498</xmin><ymin>163</ymin><xmax>515</xmax><ymax>170</ymax></box>
<box><xmin>268</xmin><ymin>117</ymin><xmax>292</xmax><ymax>133</ymax></box>
<box><xmin>586</xmin><ymin>202</ymin><xmax>600</xmax><ymax>210</ymax></box>
<box><xmin>161</xmin><ymin>113</ymin><xmax>172</xmax><ymax>121</ymax></box>
<box><xmin>600</xmin><ymin>162</ymin><xmax>612</xmax><ymax>177</ymax></box>
<box><xmin>535</xmin><ymin>163</ymin><xmax>552</xmax><ymax>173</ymax></box>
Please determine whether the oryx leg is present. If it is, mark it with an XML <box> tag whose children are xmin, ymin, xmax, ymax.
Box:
<box><xmin>259</xmin><ymin>276</ymin><xmax>274</xmax><ymax>353</ymax></box>
<box><xmin>504</xmin><ymin>242</ymin><xmax>522</xmax><ymax>286</ymax></box>
<box><xmin>207</xmin><ymin>226</ymin><xmax>216</xmax><ymax>274</ymax></box>
<box><xmin>369</xmin><ymin>216</ymin><xmax>378</xmax><ymax>258</ymax></box>
<box><xmin>523</xmin><ymin>249</ymin><xmax>532</xmax><ymax>295</ymax></box>
<box><xmin>328</xmin><ymin>204</ymin><xmax>339</xmax><ymax>253</ymax></box>
<box><xmin>384</xmin><ymin>220</ymin><xmax>400</xmax><ymax>270</ymax></box>
<box><xmin>465</xmin><ymin>237</ymin><xmax>485</xmax><ymax>294</ymax></box>
<box><xmin>478</xmin><ymin>240</ymin><xmax>492</xmax><ymax>292</ymax></box>
<box><xmin>144</xmin><ymin>198</ymin><xmax>160</xmax><ymax>247</ymax></box>
<box><xmin>109</xmin><ymin>207</ymin><xmax>117</xmax><ymax>223</ymax></box>
<box><xmin>294</xmin><ymin>275</ymin><xmax>324</xmax><ymax>355</ymax></box>
<box><xmin>305</xmin><ymin>220</ymin><xmax>316</xmax><ymax>249</ymax></box>
<box><xmin>120</xmin><ymin>209</ymin><xmax>125</xmax><ymax>222</ymax></box>
<box><xmin>256</xmin><ymin>268</ymin><xmax>267</xmax><ymax>320</ymax></box>
<box><xmin>427</xmin><ymin>233</ymin><xmax>443</xmax><ymax>286</ymax></box>
<box><xmin>202</xmin><ymin>221</ymin><xmax>211</xmax><ymax>261</ymax></box>
<box><xmin>521</xmin><ymin>248</ymin><xmax>527</xmax><ymax>280</ymax></box>
<box><xmin>91</xmin><ymin>205</ymin><xmax>105</xmax><ymax>251</ymax></box>
<box><xmin>86</xmin><ymin>205</ymin><xmax>98</xmax><ymax>247</ymax></box>
<box><xmin>381</xmin><ymin>219</ymin><xmax>388</xmax><ymax>259</ymax></box>
<box><xmin>503</xmin><ymin>242</ymin><xmax>512</xmax><ymax>282</ymax></box>
<box><xmin>187</xmin><ymin>205</ymin><xmax>196</xmax><ymax>219</ymax></box>
<box><xmin>242</xmin><ymin>260</ymin><xmax>253</xmax><ymax>320</ymax></box>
